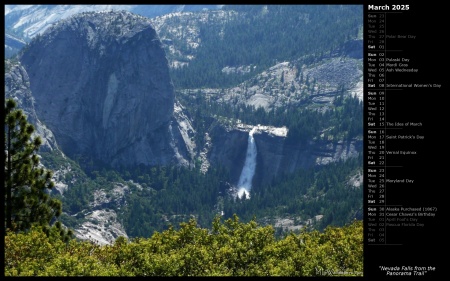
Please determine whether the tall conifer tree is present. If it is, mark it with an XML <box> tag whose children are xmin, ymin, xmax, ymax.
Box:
<box><xmin>4</xmin><ymin>98</ymin><xmax>71</xmax><ymax>240</ymax></box>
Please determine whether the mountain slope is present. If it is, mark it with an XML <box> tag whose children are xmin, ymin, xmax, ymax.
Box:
<box><xmin>4</xmin><ymin>4</ymin><xmax>223</xmax><ymax>57</ymax></box>
<box><xmin>150</xmin><ymin>4</ymin><xmax>363</xmax><ymax>89</ymax></box>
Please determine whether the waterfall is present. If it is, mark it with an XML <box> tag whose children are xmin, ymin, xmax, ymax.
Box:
<box><xmin>237</xmin><ymin>127</ymin><xmax>257</xmax><ymax>199</ymax></box>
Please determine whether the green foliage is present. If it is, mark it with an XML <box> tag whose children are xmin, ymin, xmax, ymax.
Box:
<box><xmin>223</xmin><ymin>155</ymin><xmax>363</xmax><ymax>233</ymax></box>
<box><xmin>5</xmin><ymin>99</ymin><xmax>54</xmax><ymax>229</ymax></box>
<box><xmin>4</xmin><ymin>98</ymin><xmax>73</xmax><ymax>241</ymax></box>
<box><xmin>5</xmin><ymin>216</ymin><xmax>363</xmax><ymax>276</ymax></box>
<box><xmin>118</xmin><ymin>165</ymin><xmax>230</xmax><ymax>238</ymax></box>
<box><xmin>4</xmin><ymin>225</ymin><xmax>118</xmax><ymax>276</ymax></box>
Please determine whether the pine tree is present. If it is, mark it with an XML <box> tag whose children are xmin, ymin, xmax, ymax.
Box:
<box><xmin>4</xmin><ymin>98</ymin><xmax>72</xmax><ymax>241</ymax></box>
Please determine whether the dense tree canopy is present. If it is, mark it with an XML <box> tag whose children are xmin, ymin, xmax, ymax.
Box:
<box><xmin>5</xmin><ymin>215</ymin><xmax>363</xmax><ymax>276</ymax></box>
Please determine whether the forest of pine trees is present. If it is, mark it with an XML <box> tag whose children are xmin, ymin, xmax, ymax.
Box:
<box><xmin>168</xmin><ymin>5</ymin><xmax>362</xmax><ymax>89</ymax></box>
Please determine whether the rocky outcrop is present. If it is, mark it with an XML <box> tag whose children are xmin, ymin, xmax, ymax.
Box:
<box><xmin>18</xmin><ymin>11</ymin><xmax>184</xmax><ymax>168</ymax></box>
<box><xmin>171</xmin><ymin>102</ymin><xmax>197</xmax><ymax>167</ymax></box>
<box><xmin>5</xmin><ymin>34</ymin><xmax>26</xmax><ymax>58</ymax></box>
<box><xmin>179</xmin><ymin>54</ymin><xmax>363</xmax><ymax>112</ymax></box>
<box><xmin>72</xmin><ymin>181</ymin><xmax>133</xmax><ymax>245</ymax></box>
<box><xmin>73</xmin><ymin>209</ymin><xmax>128</xmax><ymax>246</ymax></box>
<box><xmin>5</xmin><ymin>61</ymin><xmax>60</xmax><ymax>152</ymax></box>
<box><xmin>150</xmin><ymin>9</ymin><xmax>240</xmax><ymax>69</ymax></box>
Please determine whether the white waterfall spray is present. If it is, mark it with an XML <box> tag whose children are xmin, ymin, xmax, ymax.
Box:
<box><xmin>237</xmin><ymin>127</ymin><xmax>258</xmax><ymax>199</ymax></box>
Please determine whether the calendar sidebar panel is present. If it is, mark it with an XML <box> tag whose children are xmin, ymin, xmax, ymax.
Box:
<box><xmin>364</xmin><ymin>2</ymin><xmax>444</xmax><ymax>278</ymax></box>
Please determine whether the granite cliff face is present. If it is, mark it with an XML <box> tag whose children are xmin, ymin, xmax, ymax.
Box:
<box><xmin>253</xmin><ymin>133</ymin><xmax>362</xmax><ymax>187</ymax></box>
<box><xmin>208</xmin><ymin>124</ymin><xmax>362</xmax><ymax>188</ymax></box>
<box><xmin>5</xmin><ymin>61</ymin><xmax>59</xmax><ymax>152</ymax></box>
<box><xmin>18</xmin><ymin>11</ymin><xmax>182</xmax><ymax>168</ymax></box>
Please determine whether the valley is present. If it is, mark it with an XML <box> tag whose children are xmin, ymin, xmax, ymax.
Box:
<box><xmin>5</xmin><ymin>4</ymin><xmax>364</xmax><ymax>244</ymax></box>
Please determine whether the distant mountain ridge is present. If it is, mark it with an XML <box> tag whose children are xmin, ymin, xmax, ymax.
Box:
<box><xmin>4</xmin><ymin>4</ymin><xmax>223</xmax><ymax>57</ymax></box>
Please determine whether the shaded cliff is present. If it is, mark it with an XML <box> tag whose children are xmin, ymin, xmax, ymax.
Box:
<box><xmin>18</xmin><ymin>11</ymin><xmax>181</xmax><ymax>168</ymax></box>
<box><xmin>254</xmin><ymin>133</ymin><xmax>362</xmax><ymax>187</ymax></box>
<box><xmin>5</xmin><ymin>60</ymin><xmax>59</xmax><ymax>152</ymax></box>
<box><xmin>208</xmin><ymin>124</ymin><xmax>362</xmax><ymax>188</ymax></box>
